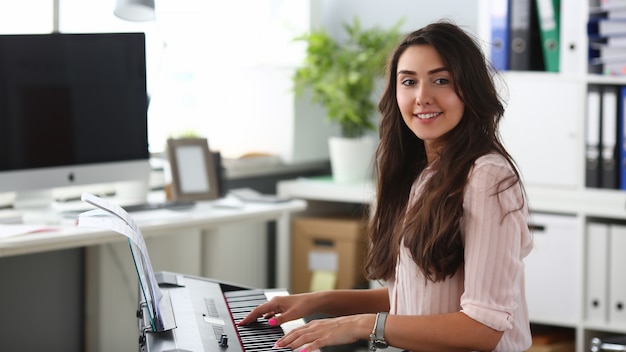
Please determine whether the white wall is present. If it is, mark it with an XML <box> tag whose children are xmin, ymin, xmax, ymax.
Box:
<box><xmin>319</xmin><ymin>0</ymin><xmax>479</xmax><ymax>37</ymax></box>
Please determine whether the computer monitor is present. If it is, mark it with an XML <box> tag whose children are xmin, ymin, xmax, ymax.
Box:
<box><xmin>0</xmin><ymin>32</ymin><xmax>151</xmax><ymax>209</ymax></box>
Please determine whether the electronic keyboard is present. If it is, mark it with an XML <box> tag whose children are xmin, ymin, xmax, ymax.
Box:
<box><xmin>138</xmin><ymin>272</ymin><xmax>313</xmax><ymax>352</ymax></box>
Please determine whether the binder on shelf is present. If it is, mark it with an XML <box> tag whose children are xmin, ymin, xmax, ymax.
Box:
<box><xmin>609</xmin><ymin>224</ymin><xmax>626</xmax><ymax>324</ymax></box>
<box><xmin>591</xmin><ymin>0</ymin><xmax>626</xmax><ymax>19</ymax></box>
<box><xmin>588</xmin><ymin>17</ymin><xmax>626</xmax><ymax>37</ymax></box>
<box><xmin>590</xmin><ymin>51</ymin><xmax>626</xmax><ymax>76</ymax></box>
<box><xmin>585</xmin><ymin>222</ymin><xmax>609</xmax><ymax>324</ymax></box>
<box><xmin>558</xmin><ymin>0</ymin><xmax>584</xmax><ymax>74</ymax></box>
<box><xmin>588</xmin><ymin>33</ymin><xmax>626</xmax><ymax>75</ymax></box>
<box><xmin>596</xmin><ymin>45</ymin><xmax>626</xmax><ymax>59</ymax></box>
<box><xmin>606</xmin><ymin>9</ymin><xmax>626</xmax><ymax>20</ymax></box>
<box><xmin>596</xmin><ymin>0</ymin><xmax>626</xmax><ymax>12</ymax></box>
<box><xmin>589</xmin><ymin>35</ymin><xmax>626</xmax><ymax>51</ymax></box>
<box><xmin>490</xmin><ymin>0</ymin><xmax>511</xmax><ymax>71</ymax></box>
<box><xmin>588</xmin><ymin>2</ymin><xmax>626</xmax><ymax>73</ymax></box>
<box><xmin>620</xmin><ymin>86</ymin><xmax>626</xmax><ymax>189</ymax></box>
<box><xmin>509</xmin><ymin>0</ymin><xmax>545</xmax><ymax>70</ymax></box>
<box><xmin>535</xmin><ymin>0</ymin><xmax>560</xmax><ymax>72</ymax></box>
<box><xmin>590</xmin><ymin>55</ymin><xmax>626</xmax><ymax>75</ymax></box>
<box><xmin>586</xmin><ymin>85</ymin><xmax>602</xmax><ymax>188</ymax></box>
<box><xmin>603</xmin><ymin>61</ymin><xmax>626</xmax><ymax>75</ymax></box>
<box><xmin>588</xmin><ymin>9</ymin><xmax>604</xmax><ymax>74</ymax></box>
<box><xmin>601</xmin><ymin>85</ymin><xmax>619</xmax><ymax>189</ymax></box>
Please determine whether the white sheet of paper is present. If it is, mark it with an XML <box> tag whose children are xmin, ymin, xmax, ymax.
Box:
<box><xmin>0</xmin><ymin>224</ymin><xmax>58</xmax><ymax>239</ymax></box>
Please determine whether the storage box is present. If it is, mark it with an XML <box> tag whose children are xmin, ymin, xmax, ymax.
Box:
<box><xmin>526</xmin><ymin>341</ymin><xmax>575</xmax><ymax>352</ymax></box>
<box><xmin>527</xmin><ymin>326</ymin><xmax>575</xmax><ymax>352</ymax></box>
<box><xmin>291</xmin><ymin>216</ymin><xmax>368</xmax><ymax>294</ymax></box>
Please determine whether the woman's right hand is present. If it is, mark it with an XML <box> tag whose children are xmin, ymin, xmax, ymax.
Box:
<box><xmin>238</xmin><ymin>292</ymin><xmax>319</xmax><ymax>327</ymax></box>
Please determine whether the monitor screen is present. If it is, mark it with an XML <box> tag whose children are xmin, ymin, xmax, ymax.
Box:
<box><xmin>0</xmin><ymin>32</ymin><xmax>150</xmax><ymax>207</ymax></box>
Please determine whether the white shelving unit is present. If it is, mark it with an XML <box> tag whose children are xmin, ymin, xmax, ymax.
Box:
<box><xmin>482</xmin><ymin>0</ymin><xmax>626</xmax><ymax>348</ymax></box>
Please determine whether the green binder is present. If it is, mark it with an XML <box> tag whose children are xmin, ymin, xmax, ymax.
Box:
<box><xmin>535</xmin><ymin>0</ymin><xmax>560</xmax><ymax>72</ymax></box>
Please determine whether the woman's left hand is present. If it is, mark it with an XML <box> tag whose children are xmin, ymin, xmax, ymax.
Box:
<box><xmin>275</xmin><ymin>314</ymin><xmax>374</xmax><ymax>352</ymax></box>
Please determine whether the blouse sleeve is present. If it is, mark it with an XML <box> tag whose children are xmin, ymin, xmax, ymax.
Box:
<box><xmin>459</xmin><ymin>156</ymin><xmax>531</xmax><ymax>332</ymax></box>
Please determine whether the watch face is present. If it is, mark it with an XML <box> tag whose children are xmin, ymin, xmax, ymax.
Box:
<box><xmin>375</xmin><ymin>340</ymin><xmax>388</xmax><ymax>349</ymax></box>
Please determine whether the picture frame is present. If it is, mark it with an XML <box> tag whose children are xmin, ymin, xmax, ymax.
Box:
<box><xmin>166</xmin><ymin>138</ymin><xmax>220</xmax><ymax>202</ymax></box>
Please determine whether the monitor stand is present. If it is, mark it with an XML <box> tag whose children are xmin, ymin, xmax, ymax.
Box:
<box><xmin>12</xmin><ymin>189</ymin><xmax>54</xmax><ymax>210</ymax></box>
<box><xmin>10</xmin><ymin>189</ymin><xmax>62</xmax><ymax>224</ymax></box>
<box><xmin>114</xmin><ymin>180</ymin><xmax>150</xmax><ymax>205</ymax></box>
<box><xmin>11</xmin><ymin>179</ymin><xmax>151</xmax><ymax>222</ymax></box>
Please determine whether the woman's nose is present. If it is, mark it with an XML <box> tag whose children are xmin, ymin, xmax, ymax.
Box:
<box><xmin>415</xmin><ymin>83</ymin><xmax>432</xmax><ymax>106</ymax></box>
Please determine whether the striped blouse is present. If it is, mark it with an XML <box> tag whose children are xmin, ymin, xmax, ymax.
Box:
<box><xmin>388</xmin><ymin>153</ymin><xmax>533</xmax><ymax>351</ymax></box>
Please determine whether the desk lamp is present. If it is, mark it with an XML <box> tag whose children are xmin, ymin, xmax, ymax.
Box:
<box><xmin>114</xmin><ymin>0</ymin><xmax>155</xmax><ymax>22</ymax></box>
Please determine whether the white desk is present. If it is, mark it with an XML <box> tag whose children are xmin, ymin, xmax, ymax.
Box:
<box><xmin>277</xmin><ymin>177</ymin><xmax>375</xmax><ymax>204</ymax></box>
<box><xmin>0</xmin><ymin>197</ymin><xmax>306</xmax><ymax>289</ymax></box>
<box><xmin>0</xmin><ymin>196</ymin><xmax>306</xmax><ymax>352</ymax></box>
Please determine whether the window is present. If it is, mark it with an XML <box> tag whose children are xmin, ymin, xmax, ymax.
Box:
<box><xmin>0</xmin><ymin>0</ymin><xmax>53</xmax><ymax>34</ymax></box>
<box><xmin>1</xmin><ymin>0</ymin><xmax>313</xmax><ymax>158</ymax></box>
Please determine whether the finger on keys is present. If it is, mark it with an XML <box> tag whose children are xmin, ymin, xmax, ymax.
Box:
<box><xmin>238</xmin><ymin>304</ymin><xmax>269</xmax><ymax>326</ymax></box>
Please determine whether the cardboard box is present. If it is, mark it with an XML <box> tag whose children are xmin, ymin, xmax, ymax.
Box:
<box><xmin>291</xmin><ymin>216</ymin><xmax>368</xmax><ymax>293</ymax></box>
<box><xmin>527</xmin><ymin>327</ymin><xmax>576</xmax><ymax>352</ymax></box>
<box><xmin>526</xmin><ymin>341</ymin><xmax>575</xmax><ymax>352</ymax></box>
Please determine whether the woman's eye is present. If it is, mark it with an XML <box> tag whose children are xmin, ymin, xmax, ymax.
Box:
<box><xmin>401</xmin><ymin>78</ymin><xmax>415</xmax><ymax>86</ymax></box>
<box><xmin>434</xmin><ymin>78</ymin><xmax>450</xmax><ymax>85</ymax></box>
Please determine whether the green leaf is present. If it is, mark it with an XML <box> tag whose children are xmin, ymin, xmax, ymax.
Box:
<box><xmin>293</xmin><ymin>17</ymin><xmax>405</xmax><ymax>138</ymax></box>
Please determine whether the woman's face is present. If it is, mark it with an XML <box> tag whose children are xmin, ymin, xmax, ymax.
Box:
<box><xmin>396</xmin><ymin>45</ymin><xmax>465</xmax><ymax>157</ymax></box>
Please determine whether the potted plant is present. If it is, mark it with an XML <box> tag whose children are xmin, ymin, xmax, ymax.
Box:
<box><xmin>293</xmin><ymin>18</ymin><xmax>403</xmax><ymax>183</ymax></box>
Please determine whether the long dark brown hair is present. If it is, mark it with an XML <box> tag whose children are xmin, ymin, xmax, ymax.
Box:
<box><xmin>365</xmin><ymin>21</ymin><xmax>524</xmax><ymax>282</ymax></box>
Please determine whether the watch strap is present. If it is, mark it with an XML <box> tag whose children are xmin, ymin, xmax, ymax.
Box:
<box><xmin>375</xmin><ymin>312</ymin><xmax>387</xmax><ymax>341</ymax></box>
<box><xmin>369</xmin><ymin>312</ymin><xmax>389</xmax><ymax>350</ymax></box>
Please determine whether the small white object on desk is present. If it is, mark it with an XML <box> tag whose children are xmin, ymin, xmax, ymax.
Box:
<box><xmin>0</xmin><ymin>210</ymin><xmax>22</xmax><ymax>224</ymax></box>
<box><xmin>229</xmin><ymin>188</ymin><xmax>291</xmax><ymax>203</ymax></box>
<box><xmin>212</xmin><ymin>195</ymin><xmax>245</xmax><ymax>209</ymax></box>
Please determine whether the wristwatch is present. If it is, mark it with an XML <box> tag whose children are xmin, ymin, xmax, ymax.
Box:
<box><xmin>369</xmin><ymin>312</ymin><xmax>389</xmax><ymax>351</ymax></box>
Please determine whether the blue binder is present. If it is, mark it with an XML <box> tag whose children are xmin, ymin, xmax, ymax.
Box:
<box><xmin>491</xmin><ymin>0</ymin><xmax>510</xmax><ymax>71</ymax></box>
<box><xmin>620</xmin><ymin>86</ymin><xmax>626</xmax><ymax>189</ymax></box>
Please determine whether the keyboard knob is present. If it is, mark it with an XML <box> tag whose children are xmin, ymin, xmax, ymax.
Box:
<box><xmin>218</xmin><ymin>334</ymin><xmax>228</xmax><ymax>347</ymax></box>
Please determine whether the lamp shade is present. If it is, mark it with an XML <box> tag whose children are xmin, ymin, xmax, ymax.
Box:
<box><xmin>114</xmin><ymin>0</ymin><xmax>155</xmax><ymax>22</ymax></box>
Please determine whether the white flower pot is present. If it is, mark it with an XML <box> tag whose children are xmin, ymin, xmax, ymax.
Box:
<box><xmin>328</xmin><ymin>136</ymin><xmax>376</xmax><ymax>183</ymax></box>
